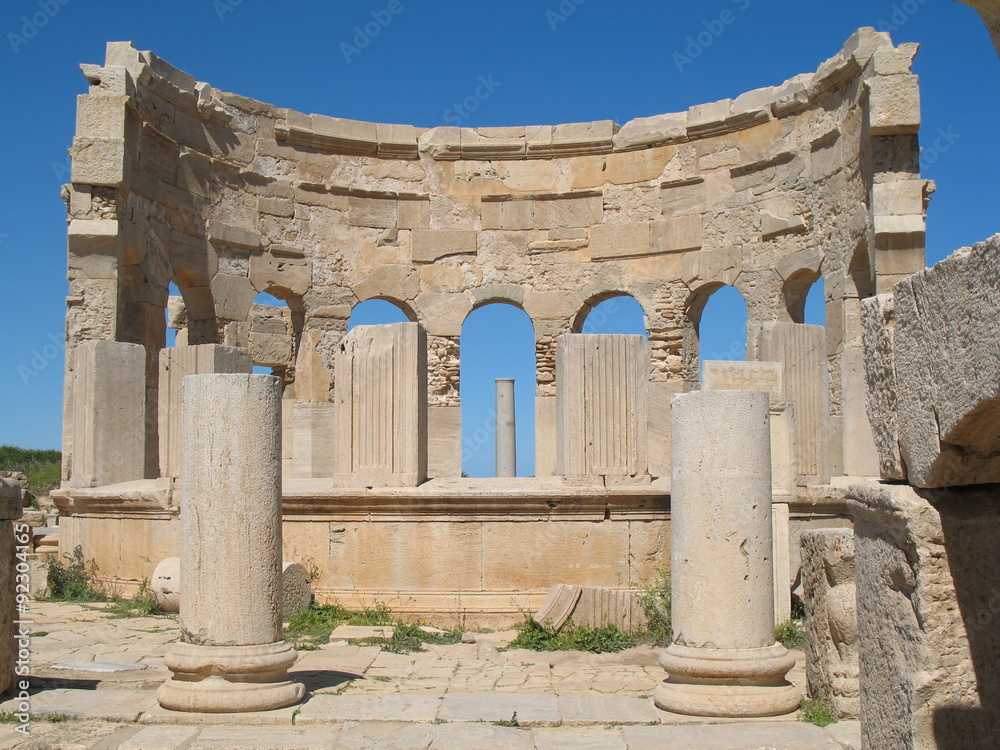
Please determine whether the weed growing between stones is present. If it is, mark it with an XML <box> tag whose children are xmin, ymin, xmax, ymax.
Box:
<box><xmin>45</xmin><ymin>546</ymin><xmax>166</xmax><ymax>618</ymax></box>
<box><xmin>775</xmin><ymin>619</ymin><xmax>806</xmax><ymax>650</ymax></box>
<box><xmin>507</xmin><ymin>617</ymin><xmax>631</xmax><ymax>653</ymax></box>
<box><xmin>44</xmin><ymin>546</ymin><xmax>106</xmax><ymax>602</ymax></box>
<box><xmin>799</xmin><ymin>697</ymin><xmax>838</xmax><ymax>727</ymax></box>
<box><xmin>639</xmin><ymin>568</ymin><xmax>672</xmax><ymax>647</ymax></box>
<box><xmin>283</xmin><ymin>601</ymin><xmax>462</xmax><ymax>653</ymax></box>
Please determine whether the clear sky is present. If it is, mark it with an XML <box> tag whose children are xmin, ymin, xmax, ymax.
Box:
<box><xmin>1</xmin><ymin>1</ymin><xmax>996</xmax><ymax>474</ymax></box>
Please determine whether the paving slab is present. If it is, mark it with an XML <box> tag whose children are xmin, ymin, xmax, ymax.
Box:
<box><xmin>0</xmin><ymin>688</ymin><xmax>157</xmax><ymax>721</ymax></box>
<box><xmin>557</xmin><ymin>694</ymin><xmax>662</xmax><ymax>725</ymax></box>
<box><xmin>823</xmin><ymin>719</ymin><xmax>861</xmax><ymax>748</ymax></box>
<box><xmin>118</xmin><ymin>724</ymin><xmax>201</xmax><ymax>749</ymax></box>
<box><xmin>52</xmin><ymin>661</ymin><xmax>148</xmax><ymax>672</ymax></box>
<box><xmin>189</xmin><ymin>725</ymin><xmax>342</xmax><ymax>749</ymax></box>
<box><xmin>622</xmin><ymin>721</ymin><xmax>848</xmax><ymax>749</ymax></box>
<box><xmin>296</xmin><ymin>693</ymin><xmax>442</xmax><ymax>724</ymax></box>
<box><xmin>532</xmin><ymin>725</ymin><xmax>628</xmax><ymax>749</ymax></box>
<box><xmin>334</xmin><ymin>721</ymin><xmax>438</xmax><ymax>750</ymax></box>
<box><xmin>438</xmin><ymin>691</ymin><xmax>560</xmax><ymax>726</ymax></box>
<box><xmin>330</xmin><ymin>625</ymin><xmax>395</xmax><ymax>640</ymax></box>
<box><xmin>139</xmin><ymin>702</ymin><xmax>302</xmax><ymax>726</ymax></box>
<box><xmin>429</xmin><ymin>723</ymin><xmax>534</xmax><ymax>750</ymax></box>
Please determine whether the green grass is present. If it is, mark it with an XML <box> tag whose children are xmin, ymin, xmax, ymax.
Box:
<box><xmin>284</xmin><ymin>601</ymin><xmax>461</xmax><ymax>653</ymax></box>
<box><xmin>775</xmin><ymin>619</ymin><xmax>806</xmax><ymax>650</ymax></box>
<box><xmin>0</xmin><ymin>445</ymin><xmax>62</xmax><ymax>495</ymax></box>
<box><xmin>507</xmin><ymin>617</ymin><xmax>631</xmax><ymax>653</ymax></box>
<box><xmin>0</xmin><ymin>712</ymin><xmax>19</xmax><ymax>724</ymax></box>
<box><xmin>799</xmin><ymin>698</ymin><xmax>838</xmax><ymax>727</ymax></box>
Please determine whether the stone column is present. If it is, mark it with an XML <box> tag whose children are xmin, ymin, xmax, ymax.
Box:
<box><xmin>157</xmin><ymin>374</ymin><xmax>304</xmax><ymax>713</ymax></box>
<box><xmin>655</xmin><ymin>390</ymin><xmax>800</xmax><ymax>717</ymax></box>
<box><xmin>495</xmin><ymin>378</ymin><xmax>516</xmax><ymax>477</ymax></box>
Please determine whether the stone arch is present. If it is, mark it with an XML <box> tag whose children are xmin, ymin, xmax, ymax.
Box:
<box><xmin>572</xmin><ymin>291</ymin><xmax>648</xmax><ymax>335</ymax></box>
<box><xmin>683</xmin><ymin>282</ymin><xmax>749</xmax><ymax>384</ymax></box>
<box><xmin>351</xmin><ymin>296</ymin><xmax>417</xmax><ymax>326</ymax></box>
<box><xmin>783</xmin><ymin>267</ymin><xmax>823</xmax><ymax>324</ymax></box>
<box><xmin>171</xmin><ymin>271</ymin><xmax>217</xmax><ymax>345</ymax></box>
<box><xmin>459</xmin><ymin>302</ymin><xmax>537</xmax><ymax>477</ymax></box>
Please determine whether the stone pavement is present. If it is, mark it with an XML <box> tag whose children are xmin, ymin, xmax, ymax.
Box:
<box><xmin>0</xmin><ymin>602</ymin><xmax>860</xmax><ymax>749</ymax></box>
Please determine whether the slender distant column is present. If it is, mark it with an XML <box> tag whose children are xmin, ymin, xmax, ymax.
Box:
<box><xmin>157</xmin><ymin>374</ymin><xmax>304</xmax><ymax>713</ymax></box>
<box><xmin>495</xmin><ymin>378</ymin><xmax>516</xmax><ymax>477</ymax></box>
<box><xmin>654</xmin><ymin>390</ymin><xmax>800</xmax><ymax>717</ymax></box>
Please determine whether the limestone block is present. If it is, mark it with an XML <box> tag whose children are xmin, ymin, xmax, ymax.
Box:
<box><xmin>481</xmin><ymin>198</ymin><xmax>533</xmax><ymax>231</ymax></box>
<box><xmin>348</xmin><ymin>194</ymin><xmax>396</xmax><ymax>229</ymax></box>
<box><xmin>533</xmin><ymin>584</ymin><xmax>583</xmax><ymax>630</ymax></box>
<box><xmin>411</xmin><ymin>229</ymin><xmax>477</xmax><ymax>263</ymax></box>
<box><xmin>533</xmin><ymin>194</ymin><xmax>602</xmax><ymax>229</ymax></box>
<box><xmin>375</xmin><ymin>122</ymin><xmax>420</xmax><ymax>159</ymax></box>
<box><xmin>0</xmin><ymin>481</ymin><xmax>22</xmax><ymax>694</ymax></box>
<box><xmin>647</xmin><ymin>381</ymin><xmax>683</xmax><ymax>480</ymax></box>
<box><xmin>151</xmin><ymin>556</ymin><xmax>181</xmax><ymax>613</ymax></box>
<box><xmin>556</xmin><ymin>334</ymin><xmax>648</xmax><ymax>477</ymax></box>
<box><xmin>589</xmin><ymin>223</ymin><xmax>650</xmax><ymax>261</ymax></box>
<box><xmin>280</xmin><ymin>562</ymin><xmax>312</xmax><ymax>617</ymax></box>
<box><xmin>413</xmin><ymin>292</ymin><xmax>472</xmax><ymax>337</ymax></box>
<box><xmin>748</xmin><ymin>323</ymin><xmax>830</xmax><ymax>485</ymax></box>
<box><xmin>866</xmin><ymin>75</ymin><xmax>921</xmax><ymax>136</ymax></box>
<box><xmin>769</xmin><ymin>402</ymin><xmax>797</xmax><ymax>501</ymax></box>
<box><xmin>775</xmin><ymin>247</ymin><xmax>823</xmax><ymax>281</ymax></box>
<box><xmin>250</xmin><ymin>332</ymin><xmax>294</xmax><ymax>368</ymax></box>
<box><xmin>309</xmin><ymin>114</ymin><xmax>378</xmax><ymax>155</ymax></box>
<box><xmin>334</xmin><ymin>323</ymin><xmax>427</xmax><ymax>487</ymax></box>
<box><xmin>613</xmin><ymin>112</ymin><xmax>687</xmax><ymax>151</ymax></box>
<box><xmin>872</xmin><ymin>180</ymin><xmax>925</xmax><ymax>217</ymax></box>
<box><xmin>862</xmin><ymin>236</ymin><xmax>1000</xmax><ymax>487</ymax></box>
<box><xmin>70</xmin><ymin>341</ymin><xmax>146</xmax><ymax>488</ymax></box>
<box><xmin>660</xmin><ymin>178</ymin><xmax>707</xmax><ymax>216</ymax></box>
<box><xmin>651</xmin><ymin>215</ymin><xmax>703</xmax><ymax>253</ymax></box>
<box><xmin>848</xmin><ymin>481</ymin><xmax>1000</xmax><ymax>747</ymax></box>
<box><xmin>68</xmin><ymin>219</ymin><xmax>119</xmax><ymax>280</ymax></box>
<box><xmin>534</xmin><ymin>395</ymin><xmax>557</xmax><ymax>478</ymax></box>
<box><xmin>682</xmin><ymin>245</ymin><xmax>741</xmax><ymax>285</ymax></box>
<box><xmin>71</xmin><ymin>136</ymin><xmax>125</xmax><ymax>186</ymax></box>
<box><xmin>656</xmin><ymin>390</ymin><xmax>799</xmax><ymax>717</ymax></box>
<box><xmin>702</xmin><ymin>361</ymin><xmax>783</xmax><ymax>401</ymax></box>
<box><xmin>207</xmin><ymin>220</ymin><xmax>260</xmax><ymax>251</ymax></box>
<box><xmin>157</xmin><ymin>374</ymin><xmax>304</xmax><ymax>712</ymax></box>
<box><xmin>158</xmin><ymin>345</ymin><xmax>252</xmax><ymax>478</ymax></box>
<box><xmin>427</xmin><ymin>405</ymin><xmax>461</xmax><ymax>478</ymax></box>
<box><xmin>210</xmin><ymin>273</ymin><xmax>255</xmax><ymax>322</ymax></box>
<box><xmin>290</xmin><ymin>402</ymin><xmax>336</xmax><ymax>479</ymax></box>
<box><xmin>249</xmin><ymin>253</ymin><xmax>310</xmax><ymax>297</ymax></box>
<box><xmin>523</xmin><ymin>290</ymin><xmax>583</xmax><ymax>322</ymax></box>
<box><xmin>397</xmin><ymin>196</ymin><xmax>430</xmax><ymax>230</ymax></box>
<box><xmin>801</xmin><ymin>529</ymin><xmax>858</xmax><ymax>719</ymax></box>
<box><xmin>761</xmin><ymin>211</ymin><xmax>808</xmax><ymax>239</ymax></box>
<box><xmin>550</xmin><ymin>120</ymin><xmax>616</xmax><ymax>157</ymax></box>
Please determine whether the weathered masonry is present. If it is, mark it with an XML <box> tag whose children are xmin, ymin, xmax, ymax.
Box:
<box><xmin>54</xmin><ymin>28</ymin><xmax>926</xmax><ymax>623</ymax></box>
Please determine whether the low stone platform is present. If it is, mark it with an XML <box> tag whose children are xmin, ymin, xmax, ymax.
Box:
<box><xmin>0</xmin><ymin>602</ymin><xmax>859</xmax><ymax>749</ymax></box>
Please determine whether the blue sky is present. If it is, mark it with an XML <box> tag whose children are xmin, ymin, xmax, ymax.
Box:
<box><xmin>0</xmin><ymin>2</ymin><xmax>996</xmax><ymax>475</ymax></box>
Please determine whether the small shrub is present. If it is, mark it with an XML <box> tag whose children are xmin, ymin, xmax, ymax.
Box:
<box><xmin>348</xmin><ymin>601</ymin><xmax>394</xmax><ymax>626</ymax></box>
<box><xmin>507</xmin><ymin>617</ymin><xmax>631</xmax><ymax>653</ymax></box>
<box><xmin>45</xmin><ymin>546</ymin><xmax>107</xmax><ymax>602</ymax></box>
<box><xmin>775</xmin><ymin>619</ymin><xmax>805</xmax><ymax>650</ymax></box>
<box><xmin>639</xmin><ymin>569</ymin><xmax>672</xmax><ymax>647</ymax></box>
<box><xmin>799</xmin><ymin>697</ymin><xmax>838</xmax><ymax>727</ymax></box>
<box><xmin>284</xmin><ymin>602</ymin><xmax>351</xmax><ymax>647</ymax></box>
<box><xmin>106</xmin><ymin>579</ymin><xmax>162</xmax><ymax>618</ymax></box>
<box><xmin>359</xmin><ymin>623</ymin><xmax>463</xmax><ymax>655</ymax></box>
<box><xmin>494</xmin><ymin>712</ymin><xmax>524</xmax><ymax>728</ymax></box>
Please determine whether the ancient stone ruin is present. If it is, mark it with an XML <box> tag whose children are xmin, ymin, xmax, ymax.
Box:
<box><xmin>0</xmin><ymin>12</ymin><xmax>985</xmax><ymax>746</ymax></box>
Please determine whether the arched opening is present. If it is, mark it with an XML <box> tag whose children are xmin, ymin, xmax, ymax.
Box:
<box><xmin>460</xmin><ymin>303</ymin><xmax>536</xmax><ymax>478</ymax></box>
<box><xmin>347</xmin><ymin>298</ymin><xmax>413</xmax><ymax>331</ymax></box>
<box><xmin>165</xmin><ymin>281</ymin><xmax>182</xmax><ymax>348</ymax></box>
<box><xmin>692</xmin><ymin>284</ymin><xmax>749</xmax><ymax>378</ymax></box>
<box><xmin>575</xmin><ymin>294</ymin><xmax>648</xmax><ymax>336</ymax></box>
<box><xmin>783</xmin><ymin>268</ymin><xmax>822</xmax><ymax>324</ymax></box>
<box><xmin>803</xmin><ymin>276</ymin><xmax>826</xmax><ymax>327</ymax></box>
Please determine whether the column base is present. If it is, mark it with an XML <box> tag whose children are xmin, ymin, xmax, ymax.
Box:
<box><xmin>654</xmin><ymin>643</ymin><xmax>801</xmax><ymax>718</ymax></box>
<box><xmin>157</xmin><ymin>641</ymin><xmax>305</xmax><ymax>713</ymax></box>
